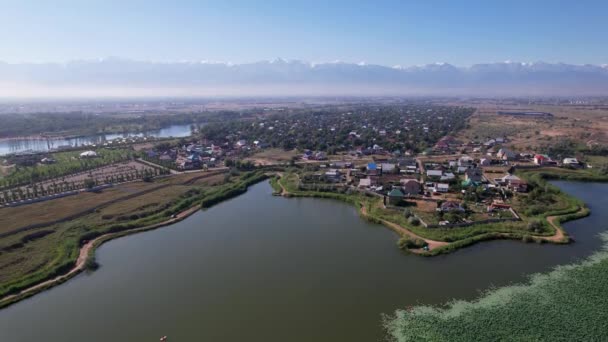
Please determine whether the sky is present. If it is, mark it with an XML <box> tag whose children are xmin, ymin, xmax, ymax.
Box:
<box><xmin>0</xmin><ymin>0</ymin><xmax>607</xmax><ymax>66</ymax></box>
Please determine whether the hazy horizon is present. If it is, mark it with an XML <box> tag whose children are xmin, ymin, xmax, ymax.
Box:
<box><xmin>2</xmin><ymin>1</ymin><xmax>608</xmax><ymax>98</ymax></box>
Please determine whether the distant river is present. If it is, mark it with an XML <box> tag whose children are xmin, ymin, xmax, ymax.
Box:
<box><xmin>0</xmin><ymin>181</ymin><xmax>606</xmax><ymax>342</ymax></box>
<box><xmin>0</xmin><ymin>123</ymin><xmax>193</xmax><ymax>156</ymax></box>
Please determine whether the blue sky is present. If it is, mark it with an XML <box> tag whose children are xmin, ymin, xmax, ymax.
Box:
<box><xmin>1</xmin><ymin>0</ymin><xmax>606</xmax><ymax>66</ymax></box>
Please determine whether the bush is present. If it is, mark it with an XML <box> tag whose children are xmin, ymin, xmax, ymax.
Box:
<box><xmin>527</xmin><ymin>220</ymin><xmax>542</xmax><ymax>231</ymax></box>
<box><xmin>522</xmin><ymin>235</ymin><xmax>534</xmax><ymax>243</ymax></box>
<box><xmin>398</xmin><ymin>236</ymin><xmax>427</xmax><ymax>249</ymax></box>
<box><xmin>403</xmin><ymin>208</ymin><xmax>412</xmax><ymax>218</ymax></box>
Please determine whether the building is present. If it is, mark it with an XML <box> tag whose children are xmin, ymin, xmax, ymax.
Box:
<box><xmin>358</xmin><ymin>178</ymin><xmax>372</xmax><ymax>188</ymax></box>
<box><xmin>465</xmin><ymin>168</ymin><xmax>483</xmax><ymax>182</ymax></box>
<box><xmin>381</xmin><ymin>163</ymin><xmax>397</xmax><ymax>174</ymax></box>
<box><xmin>387</xmin><ymin>188</ymin><xmax>404</xmax><ymax>205</ymax></box>
<box><xmin>440</xmin><ymin>172</ymin><xmax>456</xmax><ymax>181</ymax></box>
<box><xmin>367</xmin><ymin>162</ymin><xmax>379</xmax><ymax>175</ymax></box>
<box><xmin>400</xmin><ymin>179</ymin><xmax>421</xmax><ymax>195</ymax></box>
<box><xmin>324</xmin><ymin>169</ymin><xmax>342</xmax><ymax>183</ymax></box>
<box><xmin>563</xmin><ymin>158</ymin><xmax>581</xmax><ymax>167</ymax></box>
<box><xmin>440</xmin><ymin>201</ymin><xmax>464</xmax><ymax>212</ymax></box>
<box><xmin>507</xmin><ymin>179</ymin><xmax>528</xmax><ymax>192</ymax></box>
<box><xmin>497</xmin><ymin>148</ymin><xmax>517</xmax><ymax>161</ymax></box>
<box><xmin>426</xmin><ymin>170</ymin><xmax>443</xmax><ymax>178</ymax></box>
<box><xmin>479</xmin><ymin>158</ymin><xmax>491</xmax><ymax>167</ymax></box>
<box><xmin>458</xmin><ymin>155</ymin><xmax>474</xmax><ymax>167</ymax></box>
<box><xmin>436</xmin><ymin>183</ymin><xmax>449</xmax><ymax>193</ymax></box>
<box><xmin>534</xmin><ymin>154</ymin><xmax>550</xmax><ymax>165</ymax></box>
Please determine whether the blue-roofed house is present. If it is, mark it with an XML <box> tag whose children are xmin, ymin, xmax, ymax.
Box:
<box><xmin>367</xmin><ymin>162</ymin><xmax>379</xmax><ymax>175</ymax></box>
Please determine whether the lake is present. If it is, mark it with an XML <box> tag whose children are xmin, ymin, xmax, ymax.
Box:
<box><xmin>0</xmin><ymin>181</ymin><xmax>606</xmax><ymax>342</ymax></box>
<box><xmin>0</xmin><ymin>124</ymin><xmax>193</xmax><ymax>156</ymax></box>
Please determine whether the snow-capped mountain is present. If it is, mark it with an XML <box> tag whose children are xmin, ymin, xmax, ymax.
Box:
<box><xmin>1</xmin><ymin>58</ymin><xmax>607</xmax><ymax>97</ymax></box>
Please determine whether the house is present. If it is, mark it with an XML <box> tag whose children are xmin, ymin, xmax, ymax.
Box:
<box><xmin>497</xmin><ymin>148</ymin><xmax>517</xmax><ymax>161</ymax></box>
<box><xmin>456</xmin><ymin>166</ymin><xmax>469</xmax><ymax>174</ymax></box>
<box><xmin>324</xmin><ymin>169</ymin><xmax>342</xmax><ymax>182</ymax></box>
<box><xmin>381</xmin><ymin>163</ymin><xmax>397</xmax><ymax>174</ymax></box>
<box><xmin>314</xmin><ymin>151</ymin><xmax>327</xmax><ymax>160</ymax></box>
<box><xmin>534</xmin><ymin>154</ymin><xmax>550</xmax><ymax>165</ymax></box>
<box><xmin>458</xmin><ymin>155</ymin><xmax>474</xmax><ymax>167</ymax></box>
<box><xmin>79</xmin><ymin>151</ymin><xmax>98</xmax><ymax>158</ymax></box>
<box><xmin>358</xmin><ymin>178</ymin><xmax>373</xmax><ymax>188</ymax></box>
<box><xmin>426</xmin><ymin>170</ymin><xmax>443</xmax><ymax>178</ymax></box>
<box><xmin>367</xmin><ymin>162</ymin><xmax>379</xmax><ymax>175</ymax></box>
<box><xmin>507</xmin><ymin>179</ymin><xmax>528</xmax><ymax>192</ymax></box>
<box><xmin>387</xmin><ymin>188</ymin><xmax>404</xmax><ymax>205</ymax></box>
<box><xmin>440</xmin><ymin>201</ymin><xmax>464</xmax><ymax>212</ymax></box>
<box><xmin>479</xmin><ymin>158</ymin><xmax>491</xmax><ymax>167</ymax></box>
<box><xmin>436</xmin><ymin>183</ymin><xmax>449</xmax><ymax>193</ymax></box>
<box><xmin>487</xmin><ymin>202</ymin><xmax>511</xmax><ymax>212</ymax></box>
<box><xmin>495</xmin><ymin>174</ymin><xmax>521</xmax><ymax>185</ymax></box>
<box><xmin>563</xmin><ymin>158</ymin><xmax>581</xmax><ymax>167</ymax></box>
<box><xmin>236</xmin><ymin>140</ymin><xmax>247</xmax><ymax>148</ymax></box>
<box><xmin>440</xmin><ymin>172</ymin><xmax>456</xmax><ymax>181</ymax></box>
<box><xmin>465</xmin><ymin>168</ymin><xmax>483</xmax><ymax>182</ymax></box>
<box><xmin>400</xmin><ymin>179</ymin><xmax>421</xmax><ymax>195</ymax></box>
<box><xmin>331</xmin><ymin>161</ymin><xmax>353</xmax><ymax>169</ymax></box>
<box><xmin>484</xmin><ymin>139</ymin><xmax>496</xmax><ymax>147</ymax></box>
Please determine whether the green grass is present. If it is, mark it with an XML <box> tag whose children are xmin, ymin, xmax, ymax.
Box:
<box><xmin>383</xmin><ymin>232</ymin><xmax>608</xmax><ymax>342</ymax></box>
<box><xmin>0</xmin><ymin>171</ymin><xmax>265</xmax><ymax>301</ymax></box>
<box><xmin>0</xmin><ymin>148</ymin><xmax>134</xmax><ymax>188</ymax></box>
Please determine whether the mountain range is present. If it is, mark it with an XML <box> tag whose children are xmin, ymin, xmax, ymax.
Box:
<box><xmin>2</xmin><ymin>58</ymin><xmax>608</xmax><ymax>97</ymax></box>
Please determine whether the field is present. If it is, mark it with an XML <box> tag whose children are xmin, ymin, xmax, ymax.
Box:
<box><xmin>383</xmin><ymin>231</ymin><xmax>608</xmax><ymax>342</ymax></box>
<box><xmin>456</xmin><ymin>104</ymin><xmax>608</xmax><ymax>152</ymax></box>
<box><xmin>0</xmin><ymin>170</ymin><xmax>236</xmax><ymax>298</ymax></box>
<box><xmin>0</xmin><ymin>148</ymin><xmax>134</xmax><ymax>189</ymax></box>
<box><xmin>245</xmin><ymin>148</ymin><xmax>298</xmax><ymax>165</ymax></box>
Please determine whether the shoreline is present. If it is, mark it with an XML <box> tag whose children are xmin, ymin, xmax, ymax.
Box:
<box><xmin>0</xmin><ymin>172</ymin><xmax>267</xmax><ymax>309</ymax></box>
<box><xmin>274</xmin><ymin>174</ymin><xmax>593</xmax><ymax>256</ymax></box>
<box><xmin>0</xmin><ymin>203</ymin><xmax>202</xmax><ymax>309</ymax></box>
<box><xmin>0</xmin><ymin>173</ymin><xmax>600</xmax><ymax>309</ymax></box>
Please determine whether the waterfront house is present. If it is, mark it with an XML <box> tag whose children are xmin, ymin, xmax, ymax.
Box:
<box><xmin>534</xmin><ymin>154</ymin><xmax>550</xmax><ymax>165</ymax></box>
<box><xmin>387</xmin><ymin>188</ymin><xmax>404</xmax><ymax>205</ymax></box>
<box><xmin>563</xmin><ymin>158</ymin><xmax>581</xmax><ymax>168</ymax></box>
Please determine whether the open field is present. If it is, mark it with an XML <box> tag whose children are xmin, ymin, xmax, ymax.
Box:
<box><xmin>456</xmin><ymin>104</ymin><xmax>608</xmax><ymax>152</ymax></box>
<box><xmin>0</xmin><ymin>169</ymin><xmax>255</xmax><ymax>300</ymax></box>
<box><xmin>0</xmin><ymin>160</ymin><xmax>162</xmax><ymax>203</ymax></box>
<box><xmin>0</xmin><ymin>171</ymin><xmax>226</xmax><ymax>236</ymax></box>
<box><xmin>245</xmin><ymin>148</ymin><xmax>298</xmax><ymax>165</ymax></box>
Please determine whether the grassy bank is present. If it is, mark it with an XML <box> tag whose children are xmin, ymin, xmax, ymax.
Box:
<box><xmin>276</xmin><ymin>169</ymin><xmax>602</xmax><ymax>256</ymax></box>
<box><xmin>0</xmin><ymin>170</ymin><xmax>267</xmax><ymax>303</ymax></box>
<box><xmin>383</xmin><ymin>232</ymin><xmax>608</xmax><ymax>341</ymax></box>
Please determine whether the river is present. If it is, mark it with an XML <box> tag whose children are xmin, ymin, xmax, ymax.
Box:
<box><xmin>0</xmin><ymin>181</ymin><xmax>606</xmax><ymax>342</ymax></box>
<box><xmin>0</xmin><ymin>124</ymin><xmax>193</xmax><ymax>156</ymax></box>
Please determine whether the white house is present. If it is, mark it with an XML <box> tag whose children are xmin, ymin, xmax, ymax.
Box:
<box><xmin>436</xmin><ymin>183</ymin><xmax>449</xmax><ymax>193</ymax></box>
